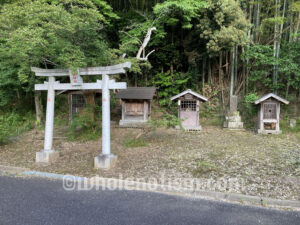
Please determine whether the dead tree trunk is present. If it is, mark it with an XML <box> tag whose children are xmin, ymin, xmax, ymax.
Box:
<box><xmin>136</xmin><ymin>27</ymin><xmax>156</xmax><ymax>60</ymax></box>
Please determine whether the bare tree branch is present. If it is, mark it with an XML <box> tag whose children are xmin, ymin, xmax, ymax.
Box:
<box><xmin>136</xmin><ymin>27</ymin><xmax>156</xmax><ymax>60</ymax></box>
<box><xmin>138</xmin><ymin>50</ymin><xmax>156</xmax><ymax>61</ymax></box>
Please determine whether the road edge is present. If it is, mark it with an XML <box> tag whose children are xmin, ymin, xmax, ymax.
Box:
<box><xmin>0</xmin><ymin>165</ymin><xmax>299</xmax><ymax>211</ymax></box>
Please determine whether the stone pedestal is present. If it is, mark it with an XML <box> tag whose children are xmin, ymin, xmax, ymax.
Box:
<box><xmin>224</xmin><ymin>111</ymin><xmax>244</xmax><ymax>130</ymax></box>
<box><xmin>119</xmin><ymin>120</ymin><xmax>147</xmax><ymax>126</ymax></box>
<box><xmin>230</xmin><ymin>95</ymin><xmax>238</xmax><ymax>113</ymax></box>
<box><xmin>36</xmin><ymin>150</ymin><xmax>59</xmax><ymax>163</ymax></box>
<box><xmin>176</xmin><ymin>125</ymin><xmax>202</xmax><ymax>131</ymax></box>
<box><xmin>257</xmin><ymin>129</ymin><xmax>282</xmax><ymax>135</ymax></box>
<box><xmin>94</xmin><ymin>154</ymin><xmax>117</xmax><ymax>169</ymax></box>
<box><xmin>289</xmin><ymin>119</ymin><xmax>296</xmax><ymax>128</ymax></box>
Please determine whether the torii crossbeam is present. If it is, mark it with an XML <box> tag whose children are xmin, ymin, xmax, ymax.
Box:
<box><xmin>32</xmin><ymin>62</ymin><xmax>131</xmax><ymax>169</ymax></box>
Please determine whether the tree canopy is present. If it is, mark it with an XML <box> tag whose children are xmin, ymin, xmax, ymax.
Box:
<box><xmin>0</xmin><ymin>0</ymin><xmax>299</xmax><ymax>111</ymax></box>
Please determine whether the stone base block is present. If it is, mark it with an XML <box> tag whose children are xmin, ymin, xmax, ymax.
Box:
<box><xmin>257</xmin><ymin>129</ymin><xmax>282</xmax><ymax>135</ymax></box>
<box><xmin>225</xmin><ymin>116</ymin><xmax>242</xmax><ymax>122</ymax></box>
<box><xmin>119</xmin><ymin>120</ymin><xmax>147</xmax><ymax>126</ymax></box>
<box><xmin>224</xmin><ymin>121</ymin><xmax>244</xmax><ymax>129</ymax></box>
<box><xmin>94</xmin><ymin>154</ymin><xmax>117</xmax><ymax>169</ymax></box>
<box><xmin>176</xmin><ymin>125</ymin><xmax>202</xmax><ymax>131</ymax></box>
<box><xmin>289</xmin><ymin>119</ymin><xmax>296</xmax><ymax>128</ymax></box>
<box><xmin>36</xmin><ymin>150</ymin><xmax>59</xmax><ymax>163</ymax></box>
<box><xmin>224</xmin><ymin>111</ymin><xmax>244</xmax><ymax>129</ymax></box>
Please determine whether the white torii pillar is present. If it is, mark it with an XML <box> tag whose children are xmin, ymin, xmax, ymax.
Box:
<box><xmin>35</xmin><ymin>76</ymin><xmax>60</xmax><ymax>163</ymax></box>
<box><xmin>93</xmin><ymin>73</ymin><xmax>116</xmax><ymax>169</ymax></box>
<box><xmin>32</xmin><ymin>62</ymin><xmax>131</xmax><ymax>168</ymax></box>
<box><xmin>101</xmin><ymin>74</ymin><xmax>110</xmax><ymax>155</ymax></box>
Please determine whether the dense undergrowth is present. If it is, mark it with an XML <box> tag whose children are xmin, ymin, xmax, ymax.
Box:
<box><xmin>0</xmin><ymin>112</ymin><xmax>34</xmax><ymax>144</ymax></box>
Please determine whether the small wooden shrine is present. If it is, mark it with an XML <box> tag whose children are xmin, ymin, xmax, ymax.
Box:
<box><xmin>254</xmin><ymin>93</ymin><xmax>289</xmax><ymax>134</ymax></box>
<box><xmin>171</xmin><ymin>89</ymin><xmax>208</xmax><ymax>131</ymax></box>
<box><xmin>116</xmin><ymin>87</ymin><xmax>156</xmax><ymax>126</ymax></box>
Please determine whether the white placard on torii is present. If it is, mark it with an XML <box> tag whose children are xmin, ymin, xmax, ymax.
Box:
<box><xmin>32</xmin><ymin>62</ymin><xmax>131</xmax><ymax>168</ymax></box>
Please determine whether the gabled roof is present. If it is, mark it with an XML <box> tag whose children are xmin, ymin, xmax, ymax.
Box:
<box><xmin>254</xmin><ymin>93</ymin><xmax>289</xmax><ymax>105</ymax></box>
<box><xmin>116</xmin><ymin>87</ymin><xmax>156</xmax><ymax>100</ymax></box>
<box><xmin>171</xmin><ymin>89</ymin><xmax>208</xmax><ymax>102</ymax></box>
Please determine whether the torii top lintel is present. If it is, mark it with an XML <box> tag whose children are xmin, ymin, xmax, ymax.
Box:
<box><xmin>31</xmin><ymin>62</ymin><xmax>131</xmax><ymax>77</ymax></box>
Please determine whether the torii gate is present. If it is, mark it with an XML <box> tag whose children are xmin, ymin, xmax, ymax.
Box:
<box><xmin>32</xmin><ymin>62</ymin><xmax>131</xmax><ymax>169</ymax></box>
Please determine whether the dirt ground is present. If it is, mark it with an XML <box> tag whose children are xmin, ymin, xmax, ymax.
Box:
<box><xmin>0</xmin><ymin>125</ymin><xmax>299</xmax><ymax>201</ymax></box>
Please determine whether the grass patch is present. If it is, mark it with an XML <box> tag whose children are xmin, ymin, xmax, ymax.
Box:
<box><xmin>123</xmin><ymin>138</ymin><xmax>147</xmax><ymax>148</ymax></box>
<box><xmin>68</xmin><ymin>128</ymin><xmax>101</xmax><ymax>141</ymax></box>
<box><xmin>54</xmin><ymin>115</ymin><xmax>69</xmax><ymax>126</ymax></box>
<box><xmin>67</xmin><ymin>123</ymin><xmax>101</xmax><ymax>141</ymax></box>
<box><xmin>200</xmin><ymin>116</ymin><xmax>223</xmax><ymax>127</ymax></box>
<box><xmin>280</xmin><ymin>118</ymin><xmax>300</xmax><ymax>133</ymax></box>
<box><xmin>67</xmin><ymin>113</ymin><xmax>101</xmax><ymax>141</ymax></box>
<box><xmin>207</xmin><ymin>150</ymin><xmax>227</xmax><ymax>160</ymax></box>
<box><xmin>192</xmin><ymin>160</ymin><xmax>220</xmax><ymax>177</ymax></box>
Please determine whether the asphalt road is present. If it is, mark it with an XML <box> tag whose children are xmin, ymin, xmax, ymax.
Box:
<box><xmin>0</xmin><ymin>175</ymin><xmax>299</xmax><ymax>225</ymax></box>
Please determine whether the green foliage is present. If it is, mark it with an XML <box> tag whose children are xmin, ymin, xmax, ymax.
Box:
<box><xmin>0</xmin><ymin>0</ymin><xmax>115</xmax><ymax>109</ymax></box>
<box><xmin>243</xmin><ymin>45</ymin><xmax>277</xmax><ymax>89</ymax></box>
<box><xmin>240</xmin><ymin>93</ymin><xmax>259</xmax><ymax>128</ymax></box>
<box><xmin>243</xmin><ymin>42</ymin><xmax>300</xmax><ymax>93</ymax></box>
<box><xmin>150</xmin><ymin>112</ymin><xmax>182</xmax><ymax>129</ymax></box>
<box><xmin>244</xmin><ymin>92</ymin><xmax>259</xmax><ymax>104</ymax></box>
<box><xmin>280</xmin><ymin>117</ymin><xmax>300</xmax><ymax>134</ymax></box>
<box><xmin>196</xmin><ymin>0</ymin><xmax>249</xmax><ymax>53</ymax></box>
<box><xmin>67</xmin><ymin>110</ymin><xmax>101</xmax><ymax>141</ymax></box>
<box><xmin>118</xmin><ymin>14</ymin><xmax>161</xmax><ymax>56</ymax></box>
<box><xmin>54</xmin><ymin>94</ymin><xmax>69</xmax><ymax>126</ymax></box>
<box><xmin>200</xmin><ymin>116</ymin><xmax>223</xmax><ymax>127</ymax></box>
<box><xmin>153</xmin><ymin>72</ymin><xmax>190</xmax><ymax>106</ymax></box>
<box><xmin>154</xmin><ymin>0</ymin><xmax>207</xmax><ymax>29</ymax></box>
<box><xmin>115</xmin><ymin>11</ymin><xmax>163</xmax><ymax>77</ymax></box>
<box><xmin>278</xmin><ymin>41</ymin><xmax>300</xmax><ymax>91</ymax></box>
<box><xmin>198</xmin><ymin>84</ymin><xmax>220</xmax><ymax>119</ymax></box>
<box><xmin>200</xmin><ymin>101</ymin><xmax>220</xmax><ymax>119</ymax></box>
<box><xmin>199</xmin><ymin>103</ymin><xmax>219</xmax><ymax>119</ymax></box>
<box><xmin>0</xmin><ymin>112</ymin><xmax>33</xmax><ymax>144</ymax></box>
<box><xmin>0</xmin><ymin>0</ymin><xmax>299</xmax><ymax>137</ymax></box>
<box><xmin>123</xmin><ymin>138</ymin><xmax>147</xmax><ymax>148</ymax></box>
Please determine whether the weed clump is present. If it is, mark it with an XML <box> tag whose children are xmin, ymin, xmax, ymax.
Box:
<box><xmin>123</xmin><ymin>138</ymin><xmax>147</xmax><ymax>148</ymax></box>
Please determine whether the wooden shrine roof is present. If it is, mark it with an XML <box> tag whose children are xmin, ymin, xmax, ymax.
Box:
<box><xmin>116</xmin><ymin>87</ymin><xmax>156</xmax><ymax>100</ymax></box>
<box><xmin>254</xmin><ymin>93</ymin><xmax>289</xmax><ymax>105</ymax></box>
<box><xmin>170</xmin><ymin>89</ymin><xmax>208</xmax><ymax>102</ymax></box>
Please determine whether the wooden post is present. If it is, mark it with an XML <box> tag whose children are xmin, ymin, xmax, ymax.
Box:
<box><xmin>276</xmin><ymin>103</ymin><xmax>280</xmax><ymax>131</ymax></box>
<box><xmin>143</xmin><ymin>100</ymin><xmax>147</xmax><ymax>121</ymax></box>
<box><xmin>148</xmin><ymin>100</ymin><xmax>151</xmax><ymax>119</ymax></box>
<box><xmin>178</xmin><ymin>100</ymin><xmax>181</xmax><ymax>120</ymax></box>
<box><xmin>260</xmin><ymin>104</ymin><xmax>264</xmax><ymax>131</ymax></box>
<box><xmin>121</xmin><ymin>100</ymin><xmax>125</xmax><ymax>121</ymax></box>
<box><xmin>196</xmin><ymin>100</ymin><xmax>199</xmax><ymax>127</ymax></box>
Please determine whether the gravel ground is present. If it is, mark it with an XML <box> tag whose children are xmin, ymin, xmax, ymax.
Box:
<box><xmin>0</xmin><ymin>126</ymin><xmax>299</xmax><ymax>200</ymax></box>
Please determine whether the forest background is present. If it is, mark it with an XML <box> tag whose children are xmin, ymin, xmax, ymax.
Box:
<box><xmin>0</xmin><ymin>0</ymin><xmax>299</xmax><ymax>141</ymax></box>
